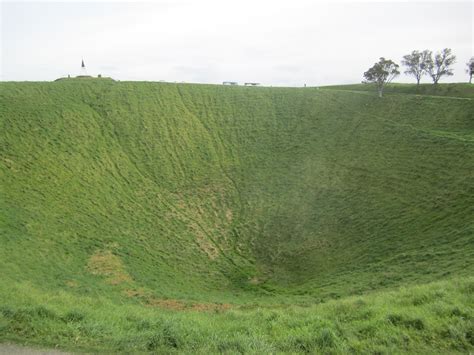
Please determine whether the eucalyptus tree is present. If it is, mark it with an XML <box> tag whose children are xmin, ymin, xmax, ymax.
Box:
<box><xmin>425</xmin><ymin>48</ymin><xmax>456</xmax><ymax>84</ymax></box>
<box><xmin>467</xmin><ymin>57</ymin><xmax>474</xmax><ymax>84</ymax></box>
<box><xmin>363</xmin><ymin>57</ymin><xmax>400</xmax><ymax>97</ymax></box>
<box><xmin>402</xmin><ymin>50</ymin><xmax>430</xmax><ymax>85</ymax></box>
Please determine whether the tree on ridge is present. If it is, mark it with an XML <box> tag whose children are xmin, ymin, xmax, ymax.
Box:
<box><xmin>402</xmin><ymin>50</ymin><xmax>431</xmax><ymax>85</ymax></box>
<box><xmin>363</xmin><ymin>57</ymin><xmax>400</xmax><ymax>97</ymax></box>
<box><xmin>467</xmin><ymin>57</ymin><xmax>474</xmax><ymax>84</ymax></box>
<box><xmin>425</xmin><ymin>48</ymin><xmax>456</xmax><ymax>84</ymax></box>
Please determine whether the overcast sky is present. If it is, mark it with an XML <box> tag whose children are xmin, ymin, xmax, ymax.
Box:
<box><xmin>1</xmin><ymin>0</ymin><xmax>472</xmax><ymax>85</ymax></box>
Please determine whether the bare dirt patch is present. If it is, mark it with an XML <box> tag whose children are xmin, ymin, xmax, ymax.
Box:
<box><xmin>124</xmin><ymin>288</ymin><xmax>231</xmax><ymax>312</ymax></box>
<box><xmin>0</xmin><ymin>343</ymin><xmax>69</xmax><ymax>354</ymax></box>
<box><xmin>147</xmin><ymin>297</ymin><xmax>231</xmax><ymax>312</ymax></box>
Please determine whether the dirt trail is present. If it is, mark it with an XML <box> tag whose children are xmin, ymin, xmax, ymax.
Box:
<box><xmin>0</xmin><ymin>343</ymin><xmax>69</xmax><ymax>355</ymax></box>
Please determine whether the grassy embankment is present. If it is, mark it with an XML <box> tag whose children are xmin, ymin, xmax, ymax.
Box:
<box><xmin>1</xmin><ymin>80</ymin><xmax>473</xmax><ymax>352</ymax></box>
<box><xmin>322</xmin><ymin>82</ymin><xmax>474</xmax><ymax>98</ymax></box>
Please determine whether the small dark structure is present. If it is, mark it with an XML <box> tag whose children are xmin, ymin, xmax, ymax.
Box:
<box><xmin>54</xmin><ymin>61</ymin><xmax>114</xmax><ymax>81</ymax></box>
<box><xmin>244</xmin><ymin>82</ymin><xmax>260</xmax><ymax>86</ymax></box>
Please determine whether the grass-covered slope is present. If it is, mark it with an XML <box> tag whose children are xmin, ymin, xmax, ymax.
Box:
<box><xmin>322</xmin><ymin>82</ymin><xmax>474</xmax><ymax>98</ymax></box>
<box><xmin>1</xmin><ymin>276</ymin><xmax>473</xmax><ymax>353</ymax></box>
<box><xmin>1</xmin><ymin>80</ymin><xmax>473</xmax><ymax>352</ymax></box>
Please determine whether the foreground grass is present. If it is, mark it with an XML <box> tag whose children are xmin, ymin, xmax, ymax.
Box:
<box><xmin>1</xmin><ymin>277</ymin><xmax>473</xmax><ymax>353</ymax></box>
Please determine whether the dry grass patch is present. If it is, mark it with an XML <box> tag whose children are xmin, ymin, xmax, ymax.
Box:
<box><xmin>190</xmin><ymin>223</ymin><xmax>219</xmax><ymax>259</ymax></box>
<box><xmin>65</xmin><ymin>280</ymin><xmax>79</xmax><ymax>288</ymax></box>
<box><xmin>124</xmin><ymin>288</ymin><xmax>231</xmax><ymax>312</ymax></box>
<box><xmin>87</xmin><ymin>250</ymin><xmax>132</xmax><ymax>285</ymax></box>
<box><xmin>146</xmin><ymin>297</ymin><xmax>231</xmax><ymax>312</ymax></box>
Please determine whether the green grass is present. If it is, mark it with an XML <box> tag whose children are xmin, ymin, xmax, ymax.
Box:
<box><xmin>1</xmin><ymin>277</ymin><xmax>473</xmax><ymax>353</ymax></box>
<box><xmin>1</xmin><ymin>80</ymin><xmax>473</xmax><ymax>352</ymax></box>
<box><xmin>322</xmin><ymin>82</ymin><xmax>474</xmax><ymax>98</ymax></box>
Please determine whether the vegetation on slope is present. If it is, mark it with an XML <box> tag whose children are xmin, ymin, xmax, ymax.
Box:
<box><xmin>1</xmin><ymin>81</ymin><xmax>473</xmax><ymax>352</ymax></box>
<box><xmin>322</xmin><ymin>82</ymin><xmax>474</xmax><ymax>98</ymax></box>
<box><xmin>1</xmin><ymin>276</ymin><xmax>473</xmax><ymax>353</ymax></box>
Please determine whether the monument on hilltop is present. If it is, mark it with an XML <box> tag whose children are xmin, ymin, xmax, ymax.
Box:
<box><xmin>54</xmin><ymin>59</ymin><xmax>112</xmax><ymax>81</ymax></box>
<box><xmin>78</xmin><ymin>59</ymin><xmax>91</xmax><ymax>78</ymax></box>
